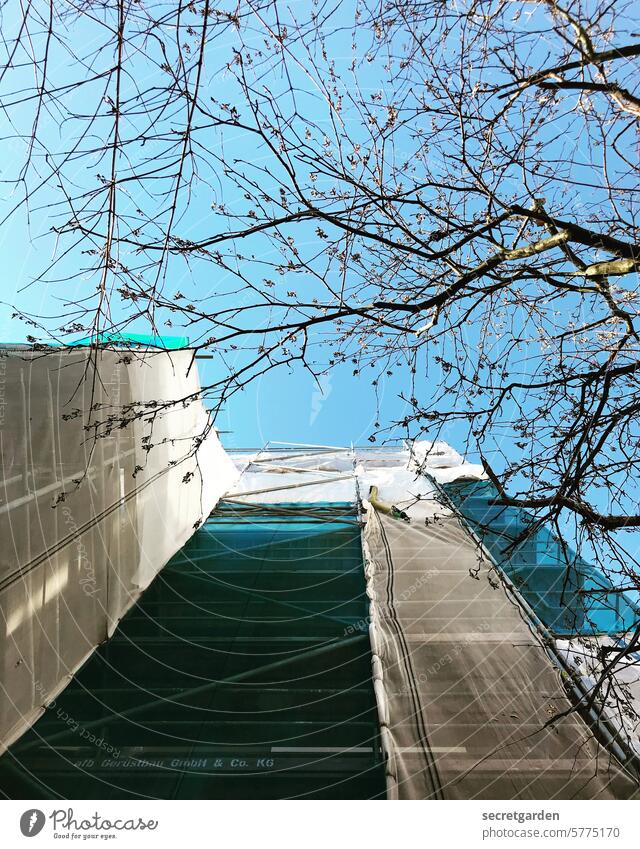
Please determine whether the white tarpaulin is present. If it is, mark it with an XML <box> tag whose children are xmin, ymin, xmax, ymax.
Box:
<box><xmin>360</xmin><ymin>464</ymin><xmax>639</xmax><ymax>799</ymax></box>
<box><xmin>0</xmin><ymin>346</ymin><xmax>237</xmax><ymax>753</ymax></box>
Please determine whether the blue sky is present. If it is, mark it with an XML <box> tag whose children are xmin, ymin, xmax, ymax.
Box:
<box><xmin>0</xmin><ymin>0</ymin><xmax>635</xmax><ymax>489</ymax></box>
<box><xmin>0</xmin><ymin>2</ymin><xmax>433</xmax><ymax>452</ymax></box>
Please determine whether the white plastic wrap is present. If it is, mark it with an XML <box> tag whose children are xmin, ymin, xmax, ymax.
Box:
<box><xmin>0</xmin><ymin>347</ymin><xmax>237</xmax><ymax>752</ymax></box>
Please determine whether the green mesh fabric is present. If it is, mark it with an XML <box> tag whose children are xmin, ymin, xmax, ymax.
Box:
<box><xmin>0</xmin><ymin>502</ymin><xmax>385</xmax><ymax>799</ymax></box>
<box><xmin>442</xmin><ymin>479</ymin><xmax>640</xmax><ymax>637</ymax></box>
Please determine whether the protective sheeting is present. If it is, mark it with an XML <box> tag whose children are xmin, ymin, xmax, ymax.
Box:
<box><xmin>556</xmin><ymin>636</ymin><xmax>640</xmax><ymax>758</ymax></box>
<box><xmin>0</xmin><ymin>501</ymin><xmax>385</xmax><ymax>800</ymax></box>
<box><xmin>227</xmin><ymin>448</ymin><xmax>358</xmax><ymax>503</ymax></box>
<box><xmin>219</xmin><ymin>443</ymin><xmax>640</xmax><ymax>799</ymax></box>
<box><xmin>0</xmin><ymin>347</ymin><xmax>237</xmax><ymax>753</ymax></box>
<box><xmin>227</xmin><ymin>440</ymin><xmax>483</xmax><ymax>507</ymax></box>
<box><xmin>363</xmin><ymin>507</ymin><xmax>640</xmax><ymax>799</ymax></box>
<box><xmin>442</xmin><ymin>479</ymin><xmax>640</xmax><ymax>636</ymax></box>
<box><xmin>228</xmin><ymin>468</ymin><xmax>358</xmax><ymax>504</ymax></box>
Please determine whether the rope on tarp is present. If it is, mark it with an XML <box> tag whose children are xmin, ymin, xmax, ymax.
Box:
<box><xmin>357</xmin><ymin>474</ymin><xmax>446</xmax><ymax>798</ymax></box>
<box><xmin>218</xmin><ymin>443</ymin><xmax>358</xmax><ymax>524</ymax></box>
<box><xmin>245</xmin><ymin>448</ymin><xmax>352</xmax><ymax>464</ymax></box>
<box><xmin>216</xmin><ymin>501</ymin><xmax>353</xmax><ymax>514</ymax></box>
<box><xmin>267</xmin><ymin>441</ymin><xmax>351</xmax><ymax>451</ymax></box>
<box><xmin>375</xmin><ymin>511</ymin><xmax>445</xmax><ymax>799</ymax></box>
<box><xmin>244</xmin><ymin>462</ymin><xmax>348</xmax><ymax>475</ymax></box>
<box><xmin>355</xmin><ymin>477</ymin><xmax>396</xmax><ymax>800</ymax></box>
<box><xmin>351</xmin><ymin>471</ymin><xmax>394</xmax><ymax>797</ymax></box>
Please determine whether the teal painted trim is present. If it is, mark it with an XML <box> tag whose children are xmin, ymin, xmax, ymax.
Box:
<box><xmin>70</xmin><ymin>332</ymin><xmax>190</xmax><ymax>349</ymax></box>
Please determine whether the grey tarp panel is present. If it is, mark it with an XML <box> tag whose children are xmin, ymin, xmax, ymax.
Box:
<box><xmin>364</xmin><ymin>508</ymin><xmax>640</xmax><ymax>799</ymax></box>
<box><xmin>0</xmin><ymin>348</ymin><xmax>236</xmax><ymax>752</ymax></box>
<box><xmin>1</xmin><ymin>349</ymin><xmax>128</xmax><ymax>752</ymax></box>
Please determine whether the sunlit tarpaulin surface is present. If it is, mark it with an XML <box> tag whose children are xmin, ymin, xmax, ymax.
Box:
<box><xmin>0</xmin><ymin>347</ymin><xmax>236</xmax><ymax>753</ymax></box>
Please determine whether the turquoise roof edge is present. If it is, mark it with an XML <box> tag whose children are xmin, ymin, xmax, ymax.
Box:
<box><xmin>69</xmin><ymin>332</ymin><xmax>190</xmax><ymax>349</ymax></box>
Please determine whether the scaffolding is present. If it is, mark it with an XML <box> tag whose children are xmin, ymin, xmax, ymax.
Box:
<box><xmin>1</xmin><ymin>441</ymin><xmax>638</xmax><ymax>799</ymax></box>
<box><xmin>0</xmin><ymin>499</ymin><xmax>385</xmax><ymax>799</ymax></box>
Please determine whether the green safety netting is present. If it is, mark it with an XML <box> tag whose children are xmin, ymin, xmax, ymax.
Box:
<box><xmin>0</xmin><ymin>502</ymin><xmax>385</xmax><ymax>800</ymax></box>
<box><xmin>442</xmin><ymin>479</ymin><xmax>640</xmax><ymax>637</ymax></box>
